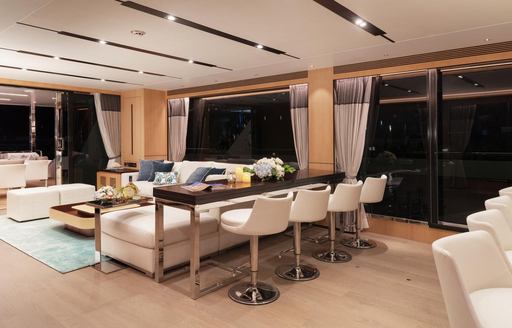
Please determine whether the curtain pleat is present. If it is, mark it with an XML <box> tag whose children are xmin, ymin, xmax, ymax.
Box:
<box><xmin>94</xmin><ymin>93</ymin><xmax>121</xmax><ymax>168</ymax></box>
<box><xmin>290</xmin><ymin>84</ymin><xmax>309</xmax><ymax>169</ymax></box>
<box><xmin>168</xmin><ymin>98</ymin><xmax>189</xmax><ymax>161</ymax></box>
<box><xmin>334</xmin><ymin>77</ymin><xmax>376</xmax><ymax>229</ymax></box>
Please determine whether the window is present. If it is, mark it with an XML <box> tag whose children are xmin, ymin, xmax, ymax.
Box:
<box><xmin>362</xmin><ymin>73</ymin><xmax>429</xmax><ymax>221</ymax></box>
<box><xmin>35</xmin><ymin>106</ymin><xmax>55</xmax><ymax>159</ymax></box>
<box><xmin>0</xmin><ymin>105</ymin><xmax>30</xmax><ymax>151</ymax></box>
<box><xmin>186</xmin><ymin>91</ymin><xmax>297</xmax><ymax>163</ymax></box>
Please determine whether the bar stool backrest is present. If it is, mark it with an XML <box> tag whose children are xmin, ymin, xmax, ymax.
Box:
<box><xmin>485</xmin><ymin>195</ymin><xmax>512</xmax><ymax>230</ymax></box>
<box><xmin>432</xmin><ymin>231</ymin><xmax>512</xmax><ymax>328</ymax></box>
<box><xmin>290</xmin><ymin>186</ymin><xmax>331</xmax><ymax>222</ymax></box>
<box><xmin>467</xmin><ymin>209</ymin><xmax>512</xmax><ymax>251</ymax></box>
<box><xmin>328</xmin><ymin>181</ymin><xmax>362</xmax><ymax>213</ymax></box>
<box><xmin>240</xmin><ymin>192</ymin><xmax>293</xmax><ymax>236</ymax></box>
<box><xmin>360</xmin><ymin>175</ymin><xmax>387</xmax><ymax>204</ymax></box>
<box><xmin>499</xmin><ymin>186</ymin><xmax>512</xmax><ymax>198</ymax></box>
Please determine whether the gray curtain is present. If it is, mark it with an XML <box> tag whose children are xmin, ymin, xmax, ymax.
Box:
<box><xmin>94</xmin><ymin>93</ymin><xmax>121</xmax><ymax>168</ymax></box>
<box><xmin>168</xmin><ymin>98</ymin><xmax>189</xmax><ymax>161</ymax></box>
<box><xmin>290</xmin><ymin>84</ymin><xmax>309</xmax><ymax>169</ymax></box>
<box><xmin>334</xmin><ymin>76</ymin><xmax>376</xmax><ymax>229</ymax></box>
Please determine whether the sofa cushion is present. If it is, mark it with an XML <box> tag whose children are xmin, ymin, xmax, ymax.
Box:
<box><xmin>149</xmin><ymin>162</ymin><xmax>174</xmax><ymax>182</ymax></box>
<box><xmin>101</xmin><ymin>205</ymin><xmax>218</xmax><ymax>249</ymax></box>
<box><xmin>470</xmin><ymin>288</ymin><xmax>512</xmax><ymax>328</ymax></box>
<box><xmin>178</xmin><ymin>161</ymin><xmax>215</xmax><ymax>183</ymax></box>
<box><xmin>133</xmin><ymin>181</ymin><xmax>154</xmax><ymax>197</ymax></box>
<box><xmin>137</xmin><ymin>160</ymin><xmax>163</xmax><ymax>181</ymax></box>
<box><xmin>221</xmin><ymin>209</ymin><xmax>252</xmax><ymax>227</ymax></box>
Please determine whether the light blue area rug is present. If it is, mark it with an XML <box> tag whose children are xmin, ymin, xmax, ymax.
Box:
<box><xmin>0</xmin><ymin>215</ymin><xmax>96</xmax><ymax>273</ymax></box>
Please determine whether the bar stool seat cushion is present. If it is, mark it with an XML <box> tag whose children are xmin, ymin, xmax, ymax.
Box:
<box><xmin>470</xmin><ymin>288</ymin><xmax>512</xmax><ymax>327</ymax></box>
<box><xmin>102</xmin><ymin>205</ymin><xmax>218</xmax><ymax>249</ymax></box>
<box><xmin>221</xmin><ymin>209</ymin><xmax>251</xmax><ymax>228</ymax></box>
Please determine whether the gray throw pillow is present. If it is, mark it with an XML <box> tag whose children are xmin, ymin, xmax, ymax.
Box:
<box><xmin>137</xmin><ymin>160</ymin><xmax>163</xmax><ymax>181</ymax></box>
<box><xmin>149</xmin><ymin>162</ymin><xmax>174</xmax><ymax>181</ymax></box>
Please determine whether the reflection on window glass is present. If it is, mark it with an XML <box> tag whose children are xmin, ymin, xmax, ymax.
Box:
<box><xmin>362</xmin><ymin>74</ymin><xmax>429</xmax><ymax>221</ymax></box>
<box><xmin>438</xmin><ymin>68</ymin><xmax>512</xmax><ymax>224</ymax></box>
<box><xmin>186</xmin><ymin>91</ymin><xmax>297</xmax><ymax>163</ymax></box>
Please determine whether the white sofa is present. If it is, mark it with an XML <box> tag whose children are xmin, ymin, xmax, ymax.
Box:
<box><xmin>25</xmin><ymin>160</ymin><xmax>51</xmax><ymax>186</ymax></box>
<box><xmin>7</xmin><ymin>183</ymin><xmax>95</xmax><ymax>222</ymax></box>
<box><xmin>0</xmin><ymin>164</ymin><xmax>27</xmax><ymax>189</ymax></box>
<box><xmin>120</xmin><ymin>160</ymin><xmax>252</xmax><ymax>197</ymax></box>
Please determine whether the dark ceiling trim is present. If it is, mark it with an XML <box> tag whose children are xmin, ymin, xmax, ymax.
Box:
<box><xmin>117</xmin><ymin>0</ymin><xmax>300</xmax><ymax>59</ymax></box>
<box><xmin>0</xmin><ymin>64</ymin><xmax>141</xmax><ymax>85</ymax></box>
<box><xmin>334</xmin><ymin>41</ymin><xmax>512</xmax><ymax>74</ymax></box>
<box><xmin>16</xmin><ymin>22</ymin><xmax>232</xmax><ymax>71</ymax></box>
<box><xmin>312</xmin><ymin>0</ymin><xmax>395</xmax><ymax>43</ymax></box>
<box><xmin>0</xmin><ymin>46</ymin><xmax>181</xmax><ymax>79</ymax></box>
<box><xmin>167</xmin><ymin>71</ymin><xmax>308</xmax><ymax>96</ymax></box>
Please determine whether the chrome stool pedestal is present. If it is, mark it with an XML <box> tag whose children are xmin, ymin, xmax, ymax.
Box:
<box><xmin>313</xmin><ymin>212</ymin><xmax>352</xmax><ymax>263</ymax></box>
<box><xmin>341</xmin><ymin>208</ymin><xmax>376</xmax><ymax>249</ymax></box>
<box><xmin>276</xmin><ymin>222</ymin><xmax>320</xmax><ymax>281</ymax></box>
<box><xmin>228</xmin><ymin>236</ymin><xmax>280</xmax><ymax>305</ymax></box>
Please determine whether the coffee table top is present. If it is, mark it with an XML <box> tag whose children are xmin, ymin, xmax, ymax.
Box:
<box><xmin>85</xmin><ymin>196</ymin><xmax>153</xmax><ymax>210</ymax></box>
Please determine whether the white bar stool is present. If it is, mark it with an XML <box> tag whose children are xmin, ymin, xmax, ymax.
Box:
<box><xmin>220</xmin><ymin>193</ymin><xmax>293</xmax><ymax>305</ymax></box>
<box><xmin>275</xmin><ymin>186</ymin><xmax>331</xmax><ymax>281</ymax></box>
<box><xmin>342</xmin><ymin>175</ymin><xmax>387</xmax><ymax>249</ymax></box>
<box><xmin>485</xmin><ymin>195</ymin><xmax>512</xmax><ymax>221</ymax></box>
<box><xmin>313</xmin><ymin>181</ymin><xmax>362</xmax><ymax>263</ymax></box>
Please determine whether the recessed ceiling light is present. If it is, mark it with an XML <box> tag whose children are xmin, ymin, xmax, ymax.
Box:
<box><xmin>0</xmin><ymin>92</ymin><xmax>28</xmax><ymax>97</ymax></box>
<box><xmin>54</xmin><ymin>56</ymin><xmax>60</xmax><ymax>60</ymax></box>
<box><xmin>355</xmin><ymin>18</ymin><xmax>367</xmax><ymax>27</ymax></box>
<box><xmin>130</xmin><ymin>30</ymin><xmax>146</xmax><ymax>37</ymax></box>
<box><xmin>52</xmin><ymin>97</ymin><xmax>56</xmax><ymax>100</ymax></box>
<box><xmin>384</xmin><ymin>83</ymin><xmax>389</xmax><ymax>87</ymax></box>
<box><xmin>188</xmin><ymin>59</ymin><xmax>194</xmax><ymax>64</ymax></box>
<box><xmin>474</xmin><ymin>83</ymin><xmax>479</xmax><ymax>86</ymax></box>
<box><xmin>33</xmin><ymin>100</ymin><xmax>37</xmax><ymax>104</ymax></box>
<box><xmin>23</xmin><ymin>89</ymin><xmax>33</xmax><ymax>93</ymax></box>
<box><xmin>256</xmin><ymin>44</ymin><xmax>264</xmax><ymax>49</ymax></box>
<box><xmin>458</xmin><ymin>75</ymin><xmax>464</xmax><ymax>79</ymax></box>
<box><xmin>100</xmin><ymin>79</ymin><xmax>106</xmax><ymax>82</ymax></box>
<box><xmin>99</xmin><ymin>40</ymin><xmax>107</xmax><ymax>45</ymax></box>
<box><xmin>485</xmin><ymin>38</ymin><xmax>490</xmax><ymax>42</ymax></box>
<box><xmin>0</xmin><ymin>98</ymin><xmax>11</xmax><ymax>101</ymax></box>
<box><xmin>21</xmin><ymin>68</ymin><xmax>27</xmax><ymax>71</ymax></box>
<box><xmin>167</xmin><ymin>15</ymin><xmax>176</xmax><ymax>21</ymax></box>
<box><xmin>407</xmin><ymin>89</ymin><xmax>412</xmax><ymax>93</ymax></box>
<box><xmin>138</xmin><ymin>71</ymin><xmax>144</xmax><ymax>74</ymax></box>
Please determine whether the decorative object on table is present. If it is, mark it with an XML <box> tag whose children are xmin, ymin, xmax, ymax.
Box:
<box><xmin>94</xmin><ymin>183</ymin><xmax>139</xmax><ymax>205</ymax></box>
<box><xmin>153</xmin><ymin>171</ymin><xmax>178</xmax><ymax>185</ymax></box>
<box><xmin>181</xmin><ymin>182</ymin><xmax>213</xmax><ymax>192</ymax></box>
<box><xmin>242</xmin><ymin>172</ymin><xmax>252</xmax><ymax>183</ymax></box>
<box><xmin>235</xmin><ymin>167</ymin><xmax>244</xmax><ymax>182</ymax></box>
<box><xmin>250</xmin><ymin>156</ymin><xmax>296</xmax><ymax>182</ymax></box>
<box><xmin>227</xmin><ymin>169</ymin><xmax>236</xmax><ymax>185</ymax></box>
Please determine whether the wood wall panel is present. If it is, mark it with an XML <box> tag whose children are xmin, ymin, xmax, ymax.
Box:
<box><xmin>143</xmin><ymin>89</ymin><xmax>167</xmax><ymax>158</ymax></box>
<box><xmin>308</xmin><ymin>68</ymin><xmax>334</xmax><ymax>168</ymax></box>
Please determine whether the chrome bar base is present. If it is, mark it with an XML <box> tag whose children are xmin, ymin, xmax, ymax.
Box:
<box><xmin>228</xmin><ymin>282</ymin><xmax>280</xmax><ymax>305</ymax></box>
<box><xmin>312</xmin><ymin>250</ymin><xmax>352</xmax><ymax>263</ymax></box>
<box><xmin>275</xmin><ymin>264</ymin><xmax>319</xmax><ymax>281</ymax></box>
<box><xmin>341</xmin><ymin>238</ymin><xmax>377</xmax><ymax>249</ymax></box>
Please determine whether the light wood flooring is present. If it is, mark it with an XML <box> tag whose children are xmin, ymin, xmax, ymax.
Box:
<box><xmin>0</xmin><ymin>212</ymin><xmax>449</xmax><ymax>328</ymax></box>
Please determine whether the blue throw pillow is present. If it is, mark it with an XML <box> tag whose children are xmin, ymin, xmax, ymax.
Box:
<box><xmin>137</xmin><ymin>160</ymin><xmax>163</xmax><ymax>181</ymax></box>
<box><xmin>185</xmin><ymin>167</ymin><xmax>213</xmax><ymax>184</ymax></box>
<box><xmin>149</xmin><ymin>162</ymin><xmax>174</xmax><ymax>181</ymax></box>
<box><xmin>208</xmin><ymin>168</ymin><xmax>226</xmax><ymax>176</ymax></box>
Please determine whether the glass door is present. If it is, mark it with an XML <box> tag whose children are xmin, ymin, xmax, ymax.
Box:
<box><xmin>437</xmin><ymin>65</ymin><xmax>512</xmax><ymax>226</ymax></box>
<box><xmin>362</xmin><ymin>72</ymin><xmax>430</xmax><ymax>221</ymax></box>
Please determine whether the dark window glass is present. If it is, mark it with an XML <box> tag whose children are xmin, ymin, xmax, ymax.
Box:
<box><xmin>35</xmin><ymin>106</ymin><xmax>55</xmax><ymax>159</ymax></box>
<box><xmin>186</xmin><ymin>91</ymin><xmax>297</xmax><ymax>163</ymax></box>
<box><xmin>0</xmin><ymin>105</ymin><xmax>30</xmax><ymax>151</ymax></box>
<box><xmin>438</xmin><ymin>67</ymin><xmax>512</xmax><ymax>224</ymax></box>
<box><xmin>362</xmin><ymin>74</ymin><xmax>429</xmax><ymax>221</ymax></box>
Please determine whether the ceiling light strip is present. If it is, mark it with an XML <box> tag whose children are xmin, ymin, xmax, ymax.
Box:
<box><xmin>118</xmin><ymin>0</ymin><xmax>300</xmax><ymax>59</ymax></box>
<box><xmin>312</xmin><ymin>0</ymin><xmax>395</xmax><ymax>43</ymax></box>
<box><xmin>16</xmin><ymin>22</ymin><xmax>231</xmax><ymax>71</ymax></box>
<box><xmin>0</xmin><ymin>47</ymin><xmax>180</xmax><ymax>79</ymax></box>
<box><xmin>0</xmin><ymin>64</ymin><xmax>142</xmax><ymax>85</ymax></box>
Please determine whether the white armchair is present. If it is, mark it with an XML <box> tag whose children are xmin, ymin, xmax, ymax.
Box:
<box><xmin>0</xmin><ymin>164</ymin><xmax>26</xmax><ymax>189</ymax></box>
<box><xmin>25</xmin><ymin>160</ymin><xmax>51</xmax><ymax>186</ymax></box>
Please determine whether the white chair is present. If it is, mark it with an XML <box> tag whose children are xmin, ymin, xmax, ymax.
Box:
<box><xmin>484</xmin><ymin>195</ymin><xmax>512</xmax><ymax>229</ymax></box>
<box><xmin>432</xmin><ymin>231</ymin><xmax>512</xmax><ymax>328</ymax></box>
<box><xmin>220</xmin><ymin>193</ymin><xmax>293</xmax><ymax>305</ymax></box>
<box><xmin>25</xmin><ymin>160</ymin><xmax>51</xmax><ymax>186</ymax></box>
<box><xmin>275</xmin><ymin>186</ymin><xmax>331</xmax><ymax>281</ymax></box>
<box><xmin>0</xmin><ymin>164</ymin><xmax>26</xmax><ymax>189</ymax></box>
<box><xmin>313</xmin><ymin>181</ymin><xmax>362</xmax><ymax>263</ymax></box>
<box><xmin>467</xmin><ymin>209</ymin><xmax>512</xmax><ymax>264</ymax></box>
<box><xmin>342</xmin><ymin>175</ymin><xmax>387</xmax><ymax>249</ymax></box>
<box><xmin>498</xmin><ymin>186</ymin><xmax>512</xmax><ymax>198</ymax></box>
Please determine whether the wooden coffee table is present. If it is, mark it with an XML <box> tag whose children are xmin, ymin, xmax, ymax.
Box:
<box><xmin>49</xmin><ymin>199</ymin><xmax>152</xmax><ymax>237</ymax></box>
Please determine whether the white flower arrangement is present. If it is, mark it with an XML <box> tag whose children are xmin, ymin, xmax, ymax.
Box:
<box><xmin>95</xmin><ymin>184</ymin><xmax>139</xmax><ymax>201</ymax></box>
<box><xmin>251</xmin><ymin>156</ymin><xmax>295</xmax><ymax>181</ymax></box>
<box><xmin>95</xmin><ymin>186</ymin><xmax>118</xmax><ymax>200</ymax></box>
